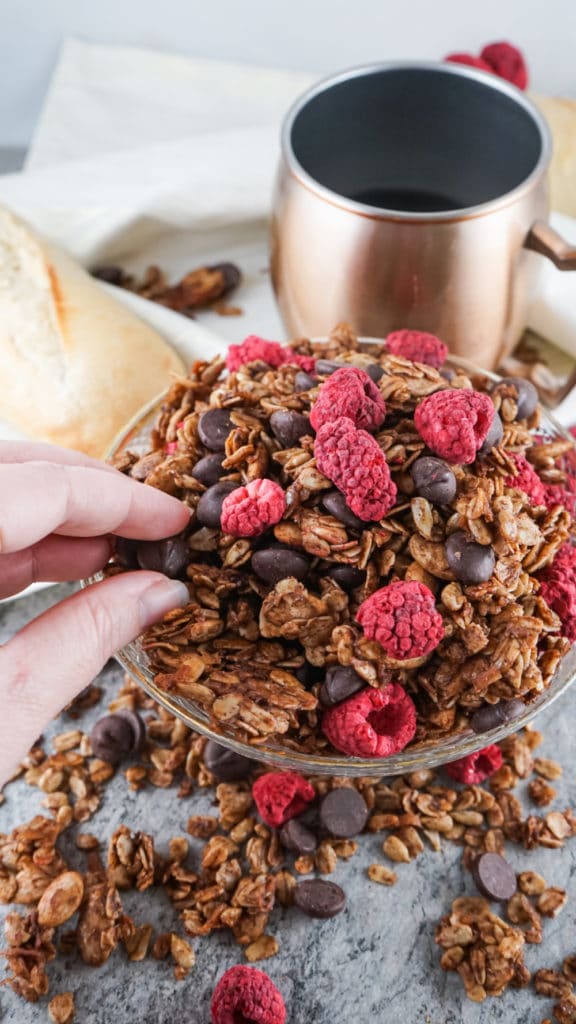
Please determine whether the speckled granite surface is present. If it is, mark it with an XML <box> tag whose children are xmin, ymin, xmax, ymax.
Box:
<box><xmin>1</xmin><ymin>584</ymin><xmax>576</xmax><ymax>1024</ymax></box>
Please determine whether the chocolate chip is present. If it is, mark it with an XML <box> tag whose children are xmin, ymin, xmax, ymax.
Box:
<box><xmin>440</xmin><ymin>367</ymin><xmax>456</xmax><ymax>382</ymax></box>
<box><xmin>472</xmin><ymin>852</ymin><xmax>517</xmax><ymax>902</ymax></box>
<box><xmin>196</xmin><ymin>481</ymin><xmax>239</xmax><ymax>528</ymax></box>
<box><xmin>324</xmin><ymin>564</ymin><xmax>366</xmax><ymax>589</ymax></box>
<box><xmin>114</xmin><ymin>538</ymin><xmax>139</xmax><ymax>569</ymax></box>
<box><xmin>91</xmin><ymin>264</ymin><xmax>125</xmax><ymax>286</ymax></box>
<box><xmin>90</xmin><ymin>714</ymin><xmax>136</xmax><ymax>765</ymax></box>
<box><xmin>499</xmin><ymin>377</ymin><xmax>539</xmax><ymax>420</ymax></box>
<box><xmin>445</xmin><ymin>530</ymin><xmax>495</xmax><ymax>584</ymax></box>
<box><xmin>209</xmin><ymin>261</ymin><xmax>241</xmax><ymax>293</ymax></box>
<box><xmin>470</xmin><ymin>699</ymin><xmax>525</xmax><ymax>734</ymax></box>
<box><xmin>322</xmin><ymin>490</ymin><xmax>365</xmax><ymax>530</ymax></box>
<box><xmin>365</xmin><ymin>363</ymin><xmax>385</xmax><ymax>383</ymax></box>
<box><xmin>315</xmin><ymin>359</ymin><xmax>345</xmax><ymax>376</ymax></box>
<box><xmin>319</xmin><ymin>787</ymin><xmax>368</xmax><ymax>837</ymax></box>
<box><xmin>116</xmin><ymin>709</ymin><xmax>147</xmax><ymax>753</ymax></box>
<box><xmin>197</xmin><ymin>409</ymin><xmax>234</xmax><ymax>451</ymax></box>
<box><xmin>294</xmin><ymin>879</ymin><xmax>346</xmax><ymax>918</ymax></box>
<box><xmin>294</xmin><ymin>371</ymin><xmax>317</xmax><ymax>392</ymax></box>
<box><xmin>295</xmin><ymin>662</ymin><xmax>324</xmax><ymax>687</ymax></box>
<box><xmin>269</xmin><ymin>410</ymin><xmax>312</xmax><ymax>448</ymax></box>
<box><xmin>478</xmin><ymin>411</ymin><xmax>503</xmax><ymax>456</ymax></box>
<box><xmin>203</xmin><ymin>739</ymin><xmax>254</xmax><ymax>781</ymax></box>
<box><xmin>319</xmin><ymin>666</ymin><xmax>365</xmax><ymax>707</ymax></box>
<box><xmin>251</xmin><ymin>546</ymin><xmax>310</xmax><ymax>584</ymax></box>
<box><xmin>136</xmin><ymin>534</ymin><xmax>189</xmax><ymax>578</ymax></box>
<box><xmin>410</xmin><ymin>457</ymin><xmax>457</xmax><ymax>505</ymax></box>
<box><xmin>279</xmin><ymin>817</ymin><xmax>318</xmax><ymax>855</ymax></box>
<box><xmin>192</xmin><ymin>454</ymin><xmax>225</xmax><ymax>486</ymax></box>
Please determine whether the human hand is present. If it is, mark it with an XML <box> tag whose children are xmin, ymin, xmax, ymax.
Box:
<box><xmin>0</xmin><ymin>441</ymin><xmax>190</xmax><ymax>783</ymax></box>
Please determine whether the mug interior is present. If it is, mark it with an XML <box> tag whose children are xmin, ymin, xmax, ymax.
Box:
<box><xmin>290</xmin><ymin>66</ymin><xmax>544</xmax><ymax>212</ymax></box>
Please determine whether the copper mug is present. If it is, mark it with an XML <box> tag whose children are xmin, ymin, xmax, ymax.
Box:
<box><xmin>271</xmin><ymin>62</ymin><xmax>576</xmax><ymax>370</ymax></box>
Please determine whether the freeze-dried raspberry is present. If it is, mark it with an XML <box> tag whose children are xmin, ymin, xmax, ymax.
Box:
<box><xmin>386</xmin><ymin>330</ymin><xmax>448</xmax><ymax>370</ymax></box>
<box><xmin>538</xmin><ymin>543</ymin><xmax>576</xmax><ymax>642</ymax></box>
<box><xmin>321</xmin><ymin>684</ymin><xmax>417</xmax><ymax>758</ymax></box>
<box><xmin>314</xmin><ymin>417</ymin><xmax>397</xmax><ymax>521</ymax></box>
<box><xmin>310</xmin><ymin>366</ymin><xmax>386</xmax><ymax>432</ymax></box>
<box><xmin>211</xmin><ymin>965</ymin><xmax>286</xmax><ymax>1024</ymax></box>
<box><xmin>505</xmin><ymin>453</ymin><xmax>548</xmax><ymax>506</ymax></box>
<box><xmin>356</xmin><ymin>580</ymin><xmax>444</xmax><ymax>660</ymax></box>
<box><xmin>252</xmin><ymin>771</ymin><xmax>315</xmax><ymax>828</ymax></box>
<box><xmin>445</xmin><ymin>52</ymin><xmax>493</xmax><ymax>72</ymax></box>
<box><xmin>164</xmin><ymin>441</ymin><xmax>178</xmax><ymax>455</ymax></box>
<box><xmin>226</xmin><ymin>335</ymin><xmax>314</xmax><ymax>373</ymax></box>
<box><xmin>414</xmin><ymin>389</ymin><xmax>495</xmax><ymax>464</ymax></box>
<box><xmin>220</xmin><ymin>478</ymin><xmax>286</xmax><ymax>537</ymax></box>
<box><xmin>443</xmin><ymin>744</ymin><xmax>503</xmax><ymax>785</ymax></box>
<box><xmin>481</xmin><ymin>42</ymin><xmax>528</xmax><ymax>90</ymax></box>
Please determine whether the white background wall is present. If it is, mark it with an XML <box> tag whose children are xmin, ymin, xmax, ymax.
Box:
<box><xmin>1</xmin><ymin>0</ymin><xmax>575</xmax><ymax>148</ymax></box>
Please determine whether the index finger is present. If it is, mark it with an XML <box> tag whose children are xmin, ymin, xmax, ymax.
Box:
<box><xmin>0</xmin><ymin>462</ymin><xmax>190</xmax><ymax>553</ymax></box>
<box><xmin>0</xmin><ymin>440</ymin><xmax>118</xmax><ymax>472</ymax></box>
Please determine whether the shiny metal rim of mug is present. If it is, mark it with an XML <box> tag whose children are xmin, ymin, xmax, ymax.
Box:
<box><xmin>280</xmin><ymin>61</ymin><xmax>553</xmax><ymax>224</ymax></box>
<box><xmin>80</xmin><ymin>348</ymin><xmax>576</xmax><ymax>776</ymax></box>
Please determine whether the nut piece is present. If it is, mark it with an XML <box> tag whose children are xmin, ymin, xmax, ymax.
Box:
<box><xmin>538</xmin><ymin>887</ymin><xmax>568</xmax><ymax>918</ymax></box>
<box><xmin>367</xmin><ymin>864</ymin><xmax>398</xmax><ymax>886</ymax></box>
<box><xmin>48</xmin><ymin>992</ymin><xmax>75</xmax><ymax>1024</ymax></box>
<box><xmin>382</xmin><ymin>835</ymin><xmax>411</xmax><ymax>863</ymax></box>
<box><xmin>244</xmin><ymin>934</ymin><xmax>280</xmax><ymax>962</ymax></box>
<box><xmin>37</xmin><ymin>872</ymin><xmax>84</xmax><ymax>928</ymax></box>
<box><xmin>170</xmin><ymin>933</ymin><xmax>195</xmax><ymax>980</ymax></box>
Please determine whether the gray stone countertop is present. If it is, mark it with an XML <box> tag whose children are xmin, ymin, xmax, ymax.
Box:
<box><xmin>1</xmin><ymin>584</ymin><xmax>576</xmax><ymax>1024</ymax></box>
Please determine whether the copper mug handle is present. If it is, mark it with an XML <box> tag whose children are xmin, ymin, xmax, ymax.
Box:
<box><xmin>525</xmin><ymin>221</ymin><xmax>576</xmax><ymax>271</ymax></box>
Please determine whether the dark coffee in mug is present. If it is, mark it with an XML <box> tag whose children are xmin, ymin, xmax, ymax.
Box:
<box><xmin>350</xmin><ymin>187</ymin><xmax>462</xmax><ymax>212</ymax></box>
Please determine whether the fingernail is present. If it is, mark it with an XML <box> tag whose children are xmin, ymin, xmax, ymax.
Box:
<box><xmin>139</xmin><ymin>580</ymin><xmax>189</xmax><ymax>628</ymax></box>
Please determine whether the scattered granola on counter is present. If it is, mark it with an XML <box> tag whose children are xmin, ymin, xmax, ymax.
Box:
<box><xmin>91</xmin><ymin>261</ymin><xmax>242</xmax><ymax>317</ymax></box>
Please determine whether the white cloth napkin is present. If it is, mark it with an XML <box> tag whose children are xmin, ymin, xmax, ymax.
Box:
<box><xmin>0</xmin><ymin>37</ymin><xmax>575</xmax><ymax>414</ymax></box>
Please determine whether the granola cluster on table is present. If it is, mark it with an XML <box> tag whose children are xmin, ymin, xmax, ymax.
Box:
<box><xmin>110</xmin><ymin>324</ymin><xmax>576</xmax><ymax>758</ymax></box>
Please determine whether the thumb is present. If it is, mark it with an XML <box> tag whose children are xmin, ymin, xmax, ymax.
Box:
<box><xmin>0</xmin><ymin>572</ymin><xmax>189</xmax><ymax>783</ymax></box>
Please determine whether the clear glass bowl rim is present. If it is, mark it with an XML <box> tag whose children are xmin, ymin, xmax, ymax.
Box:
<box><xmin>84</xmin><ymin>345</ymin><xmax>576</xmax><ymax>776</ymax></box>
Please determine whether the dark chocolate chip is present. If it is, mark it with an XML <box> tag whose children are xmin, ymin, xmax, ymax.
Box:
<box><xmin>315</xmin><ymin>359</ymin><xmax>345</xmax><ymax>376</ymax></box>
<box><xmin>251</xmin><ymin>546</ymin><xmax>310</xmax><ymax>584</ymax></box>
<box><xmin>410</xmin><ymin>457</ymin><xmax>457</xmax><ymax>505</ymax></box>
<box><xmin>499</xmin><ymin>377</ymin><xmax>539</xmax><ymax>420</ymax></box>
<box><xmin>445</xmin><ymin>530</ymin><xmax>495</xmax><ymax>584</ymax></box>
<box><xmin>90</xmin><ymin>714</ymin><xmax>136</xmax><ymax>765</ymax></box>
<box><xmin>472</xmin><ymin>852</ymin><xmax>517</xmax><ymax>902</ymax></box>
<box><xmin>279</xmin><ymin>817</ymin><xmax>318</xmax><ymax>855</ymax></box>
<box><xmin>319</xmin><ymin>666</ymin><xmax>366</xmax><ymax>708</ymax></box>
<box><xmin>116</xmin><ymin>709</ymin><xmax>147</xmax><ymax>753</ymax></box>
<box><xmin>470</xmin><ymin>699</ymin><xmax>525</xmax><ymax>734</ymax></box>
<box><xmin>196</xmin><ymin>481</ymin><xmax>239</xmax><ymax>528</ymax></box>
<box><xmin>478</xmin><ymin>411</ymin><xmax>504</xmax><ymax>456</ymax></box>
<box><xmin>294</xmin><ymin>879</ymin><xmax>346</xmax><ymax>918</ymax></box>
<box><xmin>114</xmin><ymin>537</ymin><xmax>139</xmax><ymax>569</ymax></box>
<box><xmin>269</xmin><ymin>410</ymin><xmax>312</xmax><ymax>448</ymax></box>
<box><xmin>319</xmin><ymin>787</ymin><xmax>369</xmax><ymax>837</ymax></box>
<box><xmin>324</xmin><ymin>564</ymin><xmax>366</xmax><ymax>589</ymax></box>
<box><xmin>322</xmin><ymin>490</ymin><xmax>365</xmax><ymax>530</ymax></box>
<box><xmin>365</xmin><ymin>363</ymin><xmax>385</xmax><ymax>383</ymax></box>
<box><xmin>192</xmin><ymin>454</ymin><xmax>225</xmax><ymax>486</ymax></box>
<box><xmin>136</xmin><ymin>533</ymin><xmax>189</xmax><ymax>578</ymax></box>
<box><xmin>197</xmin><ymin>409</ymin><xmax>234</xmax><ymax>451</ymax></box>
<box><xmin>91</xmin><ymin>264</ymin><xmax>125</xmax><ymax>286</ymax></box>
<box><xmin>295</xmin><ymin>662</ymin><xmax>324</xmax><ymax>687</ymax></box>
<box><xmin>203</xmin><ymin>739</ymin><xmax>254</xmax><ymax>781</ymax></box>
<box><xmin>209</xmin><ymin>261</ymin><xmax>241</xmax><ymax>293</ymax></box>
<box><xmin>294</xmin><ymin>371</ymin><xmax>317</xmax><ymax>392</ymax></box>
<box><xmin>440</xmin><ymin>367</ymin><xmax>456</xmax><ymax>382</ymax></box>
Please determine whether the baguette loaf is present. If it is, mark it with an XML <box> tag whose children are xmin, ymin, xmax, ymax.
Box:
<box><xmin>0</xmin><ymin>207</ymin><xmax>184</xmax><ymax>457</ymax></box>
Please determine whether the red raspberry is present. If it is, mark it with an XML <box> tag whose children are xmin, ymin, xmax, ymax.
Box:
<box><xmin>310</xmin><ymin>366</ymin><xmax>386</xmax><ymax>432</ymax></box>
<box><xmin>252</xmin><ymin>771</ymin><xmax>315</xmax><ymax>828</ymax></box>
<box><xmin>505</xmin><ymin>453</ymin><xmax>548</xmax><ymax>506</ymax></box>
<box><xmin>322</xmin><ymin>684</ymin><xmax>417</xmax><ymax>758</ymax></box>
<box><xmin>227</xmin><ymin>335</ymin><xmax>314</xmax><ymax>373</ymax></box>
<box><xmin>356</xmin><ymin>580</ymin><xmax>444</xmax><ymax>660</ymax></box>
<box><xmin>538</xmin><ymin>543</ymin><xmax>576</xmax><ymax>642</ymax></box>
<box><xmin>480</xmin><ymin>42</ymin><xmax>528</xmax><ymax>90</ymax></box>
<box><xmin>314</xmin><ymin>417</ymin><xmax>397</xmax><ymax>521</ymax></box>
<box><xmin>445</xmin><ymin>52</ymin><xmax>493</xmax><ymax>72</ymax></box>
<box><xmin>211</xmin><ymin>966</ymin><xmax>286</xmax><ymax>1024</ymax></box>
<box><xmin>386</xmin><ymin>330</ymin><xmax>448</xmax><ymax>370</ymax></box>
<box><xmin>414</xmin><ymin>389</ymin><xmax>495</xmax><ymax>464</ymax></box>
<box><xmin>443</xmin><ymin>744</ymin><xmax>503</xmax><ymax>785</ymax></box>
<box><xmin>220</xmin><ymin>478</ymin><xmax>286</xmax><ymax>537</ymax></box>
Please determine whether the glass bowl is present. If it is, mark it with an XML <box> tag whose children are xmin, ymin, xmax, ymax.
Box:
<box><xmin>86</xmin><ymin>351</ymin><xmax>576</xmax><ymax>776</ymax></box>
